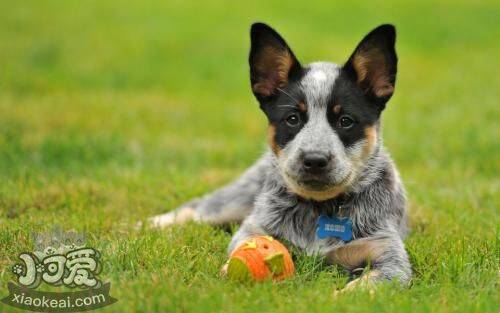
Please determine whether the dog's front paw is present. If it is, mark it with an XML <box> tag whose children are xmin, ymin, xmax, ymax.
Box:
<box><xmin>333</xmin><ymin>270</ymin><xmax>380</xmax><ymax>297</ymax></box>
<box><xmin>220</xmin><ymin>261</ymin><xmax>229</xmax><ymax>277</ymax></box>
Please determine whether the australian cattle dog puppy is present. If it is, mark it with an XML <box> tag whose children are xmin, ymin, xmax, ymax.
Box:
<box><xmin>150</xmin><ymin>23</ymin><xmax>412</xmax><ymax>290</ymax></box>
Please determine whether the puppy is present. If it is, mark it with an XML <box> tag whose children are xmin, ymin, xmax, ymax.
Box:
<box><xmin>150</xmin><ymin>23</ymin><xmax>412</xmax><ymax>289</ymax></box>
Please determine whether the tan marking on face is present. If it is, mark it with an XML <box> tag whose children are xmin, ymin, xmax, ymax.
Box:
<box><xmin>298</xmin><ymin>102</ymin><xmax>307</xmax><ymax>112</ymax></box>
<box><xmin>267</xmin><ymin>124</ymin><xmax>281</xmax><ymax>155</ymax></box>
<box><xmin>362</xmin><ymin>125</ymin><xmax>378</xmax><ymax>160</ymax></box>
<box><xmin>333</xmin><ymin>104</ymin><xmax>342</xmax><ymax>114</ymax></box>
<box><xmin>327</xmin><ymin>237</ymin><xmax>390</xmax><ymax>270</ymax></box>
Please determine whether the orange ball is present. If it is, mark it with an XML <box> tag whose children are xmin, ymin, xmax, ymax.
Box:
<box><xmin>226</xmin><ymin>236</ymin><xmax>295</xmax><ymax>282</ymax></box>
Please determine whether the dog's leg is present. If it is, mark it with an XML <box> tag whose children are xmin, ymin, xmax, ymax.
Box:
<box><xmin>149</xmin><ymin>154</ymin><xmax>271</xmax><ymax>228</ymax></box>
<box><xmin>327</xmin><ymin>231</ymin><xmax>412</xmax><ymax>293</ymax></box>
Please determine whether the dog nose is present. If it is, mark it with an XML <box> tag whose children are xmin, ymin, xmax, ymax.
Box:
<box><xmin>302</xmin><ymin>152</ymin><xmax>330</xmax><ymax>172</ymax></box>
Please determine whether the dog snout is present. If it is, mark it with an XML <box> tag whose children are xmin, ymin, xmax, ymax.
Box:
<box><xmin>302</xmin><ymin>151</ymin><xmax>330</xmax><ymax>173</ymax></box>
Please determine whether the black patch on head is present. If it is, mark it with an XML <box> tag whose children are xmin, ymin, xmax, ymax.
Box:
<box><xmin>249</xmin><ymin>22</ymin><xmax>307</xmax><ymax>150</ymax></box>
<box><xmin>262</xmin><ymin>77</ymin><xmax>309</xmax><ymax>149</ymax></box>
<box><xmin>325</xmin><ymin>24</ymin><xmax>398</xmax><ymax>147</ymax></box>
<box><xmin>327</xmin><ymin>73</ymin><xmax>381</xmax><ymax>147</ymax></box>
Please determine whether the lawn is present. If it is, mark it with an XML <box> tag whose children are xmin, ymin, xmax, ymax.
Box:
<box><xmin>0</xmin><ymin>1</ymin><xmax>498</xmax><ymax>312</ymax></box>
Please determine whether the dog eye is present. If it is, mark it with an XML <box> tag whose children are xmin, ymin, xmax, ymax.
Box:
<box><xmin>338</xmin><ymin>115</ymin><xmax>354</xmax><ymax>129</ymax></box>
<box><xmin>285</xmin><ymin>113</ymin><xmax>301</xmax><ymax>127</ymax></box>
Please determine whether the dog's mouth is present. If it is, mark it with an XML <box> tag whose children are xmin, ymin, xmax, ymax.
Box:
<box><xmin>286</xmin><ymin>169</ymin><xmax>349</xmax><ymax>191</ymax></box>
<box><xmin>286</xmin><ymin>171</ymin><xmax>351</xmax><ymax>191</ymax></box>
<box><xmin>282</xmin><ymin>171</ymin><xmax>352</xmax><ymax>201</ymax></box>
<box><xmin>278</xmin><ymin>158</ymin><xmax>355</xmax><ymax>200</ymax></box>
<box><xmin>298</xmin><ymin>178</ymin><xmax>331</xmax><ymax>190</ymax></box>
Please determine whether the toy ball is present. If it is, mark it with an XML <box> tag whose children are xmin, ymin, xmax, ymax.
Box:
<box><xmin>226</xmin><ymin>235</ymin><xmax>295</xmax><ymax>282</ymax></box>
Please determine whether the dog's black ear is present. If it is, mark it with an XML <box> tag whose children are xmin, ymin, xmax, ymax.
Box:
<box><xmin>249</xmin><ymin>23</ymin><xmax>302</xmax><ymax>100</ymax></box>
<box><xmin>343</xmin><ymin>24</ymin><xmax>397</xmax><ymax>108</ymax></box>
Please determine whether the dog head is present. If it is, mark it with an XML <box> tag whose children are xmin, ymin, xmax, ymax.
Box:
<box><xmin>249</xmin><ymin>23</ymin><xmax>397</xmax><ymax>201</ymax></box>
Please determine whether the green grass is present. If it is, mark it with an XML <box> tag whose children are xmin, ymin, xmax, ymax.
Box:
<box><xmin>0</xmin><ymin>1</ymin><xmax>499</xmax><ymax>312</ymax></box>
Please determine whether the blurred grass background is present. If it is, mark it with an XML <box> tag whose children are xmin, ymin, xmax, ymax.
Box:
<box><xmin>0</xmin><ymin>1</ymin><xmax>498</xmax><ymax>312</ymax></box>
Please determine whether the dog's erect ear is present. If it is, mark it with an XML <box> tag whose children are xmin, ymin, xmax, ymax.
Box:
<box><xmin>343</xmin><ymin>24</ymin><xmax>398</xmax><ymax>108</ymax></box>
<box><xmin>249</xmin><ymin>23</ymin><xmax>302</xmax><ymax>99</ymax></box>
